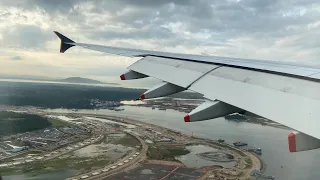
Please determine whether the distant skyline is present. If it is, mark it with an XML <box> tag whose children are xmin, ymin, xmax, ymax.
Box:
<box><xmin>1</xmin><ymin>0</ymin><xmax>320</xmax><ymax>88</ymax></box>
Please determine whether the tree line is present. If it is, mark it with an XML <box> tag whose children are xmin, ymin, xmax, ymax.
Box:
<box><xmin>0</xmin><ymin>111</ymin><xmax>52</xmax><ymax>137</ymax></box>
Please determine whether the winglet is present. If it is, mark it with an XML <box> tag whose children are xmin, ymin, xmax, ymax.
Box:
<box><xmin>53</xmin><ymin>31</ymin><xmax>75</xmax><ymax>53</ymax></box>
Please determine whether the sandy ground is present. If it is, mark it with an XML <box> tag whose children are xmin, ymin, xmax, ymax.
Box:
<box><xmin>242</xmin><ymin>151</ymin><xmax>261</xmax><ymax>180</ymax></box>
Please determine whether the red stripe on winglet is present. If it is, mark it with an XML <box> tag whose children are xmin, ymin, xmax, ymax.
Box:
<box><xmin>288</xmin><ymin>132</ymin><xmax>296</xmax><ymax>152</ymax></box>
<box><xmin>184</xmin><ymin>114</ymin><xmax>190</xmax><ymax>122</ymax></box>
<box><xmin>140</xmin><ymin>94</ymin><xmax>145</xmax><ymax>100</ymax></box>
<box><xmin>120</xmin><ymin>74</ymin><xmax>125</xmax><ymax>80</ymax></box>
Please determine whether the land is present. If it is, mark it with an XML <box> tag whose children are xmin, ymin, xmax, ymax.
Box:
<box><xmin>0</xmin><ymin>113</ymin><xmax>132</xmax><ymax>177</ymax></box>
<box><xmin>0</xmin><ymin>79</ymin><xmax>298</xmax><ymax>130</ymax></box>
<box><xmin>0</xmin><ymin>78</ymin><xmax>288</xmax><ymax>129</ymax></box>
<box><xmin>0</xmin><ymin>111</ymin><xmax>52</xmax><ymax>137</ymax></box>
<box><xmin>0</xmin><ymin>81</ymin><xmax>203</xmax><ymax>110</ymax></box>
<box><xmin>0</xmin><ymin>109</ymin><xmax>263</xmax><ymax>180</ymax></box>
<box><xmin>132</xmin><ymin>97</ymin><xmax>288</xmax><ymax>129</ymax></box>
<box><xmin>0</xmin><ymin>75</ymin><xmax>118</xmax><ymax>85</ymax></box>
<box><xmin>0</xmin><ymin>81</ymin><xmax>143</xmax><ymax>109</ymax></box>
<box><xmin>147</xmin><ymin>146</ymin><xmax>190</xmax><ymax>161</ymax></box>
<box><xmin>59</xmin><ymin>77</ymin><xmax>103</xmax><ymax>84</ymax></box>
<box><xmin>58</xmin><ymin>77</ymin><xmax>118</xmax><ymax>85</ymax></box>
<box><xmin>0</xmin><ymin>81</ymin><xmax>282</xmax><ymax>179</ymax></box>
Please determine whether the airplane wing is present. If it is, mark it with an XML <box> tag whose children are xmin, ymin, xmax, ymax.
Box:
<box><xmin>54</xmin><ymin>31</ymin><xmax>320</xmax><ymax>152</ymax></box>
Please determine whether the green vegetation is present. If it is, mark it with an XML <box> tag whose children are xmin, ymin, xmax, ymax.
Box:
<box><xmin>59</xmin><ymin>77</ymin><xmax>105</xmax><ymax>84</ymax></box>
<box><xmin>0</xmin><ymin>111</ymin><xmax>52</xmax><ymax>137</ymax></box>
<box><xmin>224</xmin><ymin>113</ymin><xmax>247</xmax><ymax>121</ymax></box>
<box><xmin>169</xmin><ymin>91</ymin><xmax>204</xmax><ymax>99</ymax></box>
<box><xmin>112</xmin><ymin>134</ymin><xmax>140</xmax><ymax>147</ymax></box>
<box><xmin>0</xmin><ymin>81</ymin><xmax>143</xmax><ymax>109</ymax></box>
<box><xmin>4</xmin><ymin>150</ymin><xmax>41</xmax><ymax>161</ymax></box>
<box><xmin>0</xmin><ymin>159</ymin><xmax>67</xmax><ymax>175</ymax></box>
<box><xmin>0</xmin><ymin>81</ymin><xmax>203</xmax><ymax>109</ymax></box>
<box><xmin>71</xmin><ymin>156</ymin><xmax>110</xmax><ymax>170</ymax></box>
<box><xmin>48</xmin><ymin>118</ymin><xmax>72</xmax><ymax>127</ymax></box>
<box><xmin>245</xmin><ymin>158</ymin><xmax>253</xmax><ymax>168</ymax></box>
<box><xmin>0</xmin><ymin>155</ymin><xmax>111</xmax><ymax>176</ymax></box>
<box><xmin>0</xmin><ymin>111</ymin><xmax>76</xmax><ymax>138</ymax></box>
<box><xmin>0</xmin><ymin>167</ymin><xmax>20</xmax><ymax>175</ymax></box>
<box><xmin>147</xmin><ymin>146</ymin><xmax>190</xmax><ymax>161</ymax></box>
<box><xmin>238</xmin><ymin>151</ymin><xmax>247</xmax><ymax>157</ymax></box>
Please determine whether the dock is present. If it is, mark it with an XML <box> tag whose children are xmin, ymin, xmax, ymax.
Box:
<box><xmin>257</xmin><ymin>174</ymin><xmax>276</xmax><ymax>179</ymax></box>
<box><xmin>252</xmin><ymin>168</ymin><xmax>275</xmax><ymax>180</ymax></box>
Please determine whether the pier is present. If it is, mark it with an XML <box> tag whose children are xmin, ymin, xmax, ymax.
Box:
<box><xmin>250</xmin><ymin>151</ymin><xmax>275</xmax><ymax>180</ymax></box>
<box><xmin>257</xmin><ymin>174</ymin><xmax>276</xmax><ymax>179</ymax></box>
<box><xmin>252</xmin><ymin>169</ymin><xmax>275</xmax><ymax>179</ymax></box>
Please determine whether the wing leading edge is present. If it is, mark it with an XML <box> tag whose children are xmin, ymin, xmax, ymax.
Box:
<box><xmin>53</xmin><ymin>31</ymin><xmax>320</xmax><ymax>81</ymax></box>
<box><xmin>54</xmin><ymin>31</ymin><xmax>320</xmax><ymax>152</ymax></box>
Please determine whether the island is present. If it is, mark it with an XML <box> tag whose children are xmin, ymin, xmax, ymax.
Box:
<box><xmin>59</xmin><ymin>77</ymin><xmax>115</xmax><ymax>84</ymax></box>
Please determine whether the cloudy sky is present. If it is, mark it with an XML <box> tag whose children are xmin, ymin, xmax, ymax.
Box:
<box><xmin>1</xmin><ymin>0</ymin><xmax>320</xmax><ymax>87</ymax></box>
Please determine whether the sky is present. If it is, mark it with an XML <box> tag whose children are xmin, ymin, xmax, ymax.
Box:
<box><xmin>1</xmin><ymin>0</ymin><xmax>320</xmax><ymax>88</ymax></box>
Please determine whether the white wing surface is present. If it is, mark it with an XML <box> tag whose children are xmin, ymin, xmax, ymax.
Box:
<box><xmin>54</xmin><ymin>31</ymin><xmax>320</xmax><ymax>152</ymax></box>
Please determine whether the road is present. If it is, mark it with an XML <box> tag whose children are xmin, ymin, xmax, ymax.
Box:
<box><xmin>46</xmin><ymin>134</ymin><xmax>104</xmax><ymax>161</ymax></box>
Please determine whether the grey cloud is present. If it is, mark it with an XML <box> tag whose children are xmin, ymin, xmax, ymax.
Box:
<box><xmin>0</xmin><ymin>12</ymin><xmax>11</xmax><ymax>18</ymax></box>
<box><xmin>0</xmin><ymin>0</ymin><xmax>191</xmax><ymax>13</ymax></box>
<box><xmin>1</xmin><ymin>24</ymin><xmax>50</xmax><ymax>48</ymax></box>
<box><xmin>86</xmin><ymin>26</ymin><xmax>174</xmax><ymax>40</ymax></box>
<box><xmin>1</xmin><ymin>0</ymin><xmax>320</xmax><ymax>52</ymax></box>
<box><xmin>10</xmin><ymin>56</ymin><xmax>22</xmax><ymax>60</ymax></box>
<box><xmin>2</xmin><ymin>0</ymin><xmax>320</xmax><ymax>85</ymax></box>
<box><xmin>115</xmin><ymin>0</ymin><xmax>192</xmax><ymax>7</ymax></box>
<box><xmin>83</xmin><ymin>0</ymin><xmax>320</xmax><ymax>48</ymax></box>
<box><xmin>0</xmin><ymin>10</ymin><xmax>28</xmax><ymax>22</ymax></box>
<box><xmin>0</xmin><ymin>0</ymin><xmax>78</xmax><ymax>14</ymax></box>
<box><xmin>175</xmin><ymin>1</ymin><xmax>314</xmax><ymax>35</ymax></box>
<box><xmin>85</xmin><ymin>27</ymin><xmax>232</xmax><ymax>48</ymax></box>
<box><xmin>284</xmin><ymin>31</ymin><xmax>320</xmax><ymax>51</ymax></box>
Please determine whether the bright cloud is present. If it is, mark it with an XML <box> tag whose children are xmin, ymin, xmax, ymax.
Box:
<box><xmin>0</xmin><ymin>0</ymin><xmax>320</xmax><ymax>87</ymax></box>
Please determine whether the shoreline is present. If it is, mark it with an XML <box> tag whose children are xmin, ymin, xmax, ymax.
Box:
<box><xmin>124</xmin><ymin>103</ymin><xmax>291</xmax><ymax>131</ymax></box>
<box><xmin>0</xmin><ymin>103</ymin><xmax>291</xmax><ymax>131</ymax></box>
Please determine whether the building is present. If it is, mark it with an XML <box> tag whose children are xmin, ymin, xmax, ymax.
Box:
<box><xmin>251</xmin><ymin>169</ymin><xmax>261</xmax><ymax>176</ymax></box>
<box><xmin>7</xmin><ymin>147</ymin><xmax>26</xmax><ymax>153</ymax></box>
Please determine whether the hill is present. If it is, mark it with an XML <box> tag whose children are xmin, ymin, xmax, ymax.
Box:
<box><xmin>0</xmin><ymin>111</ymin><xmax>52</xmax><ymax>137</ymax></box>
<box><xmin>0</xmin><ymin>81</ymin><xmax>143</xmax><ymax>109</ymax></box>
<box><xmin>59</xmin><ymin>77</ymin><xmax>108</xmax><ymax>84</ymax></box>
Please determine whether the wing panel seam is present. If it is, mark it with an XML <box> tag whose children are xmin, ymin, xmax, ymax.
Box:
<box><xmin>186</xmin><ymin>65</ymin><xmax>222</xmax><ymax>89</ymax></box>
